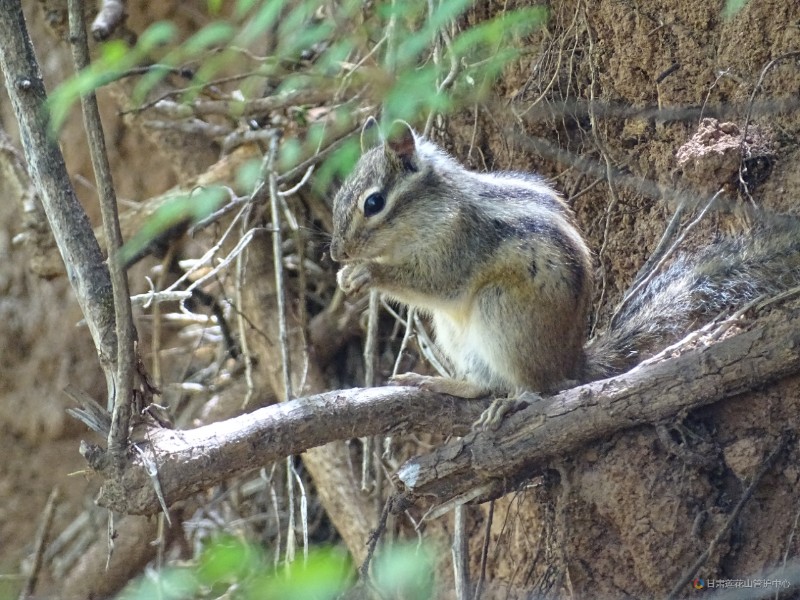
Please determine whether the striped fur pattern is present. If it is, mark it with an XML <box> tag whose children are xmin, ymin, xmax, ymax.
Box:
<box><xmin>331</xmin><ymin>119</ymin><xmax>593</xmax><ymax>395</ymax></box>
<box><xmin>331</xmin><ymin>118</ymin><xmax>800</xmax><ymax>396</ymax></box>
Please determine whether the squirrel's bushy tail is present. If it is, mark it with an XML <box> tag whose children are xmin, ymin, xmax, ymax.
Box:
<box><xmin>583</xmin><ymin>215</ymin><xmax>800</xmax><ymax>382</ymax></box>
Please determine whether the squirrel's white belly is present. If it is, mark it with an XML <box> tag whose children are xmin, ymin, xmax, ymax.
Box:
<box><xmin>432</xmin><ymin>306</ymin><xmax>515</xmax><ymax>392</ymax></box>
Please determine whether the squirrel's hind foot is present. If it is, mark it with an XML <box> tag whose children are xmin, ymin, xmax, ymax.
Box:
<box><xmin>473</xmin><ymin>393</ymin><xmax>542</xmax><ymax>431</ymax></box>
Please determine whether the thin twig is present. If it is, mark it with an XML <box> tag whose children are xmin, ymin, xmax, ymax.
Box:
<box><xmin>391</xmin><ymin>307</ymin><xmax>415</xmax><ymax>377</ymax></box>
<box><xmin>424</xmin><ymin>10</ymin><xmax>459</xmax><ymax>137</ymax></box>
<box><xmin>286</xmin><ymin>456</ymin><xmax>296</xmax><ymax>566</ymax></box>
<box><xmin>362</xmin><ymin>291</ymin><xmax>381</xmax><ymax>491</ymax></box>
<box><xmin>192</xmin><ymin>124</ymin><xmax>358</xmax><ymax>235</ymax></box>
<box><xmin>360</xmin><ymin>495</ymin><xmax>396</xmax><ymax>580</ymax></box>
<box><xmin>276</xmin><ymin>122</ymin><xmax>361</xmax><ymax>185</ymax></box>
<box><xmin>278</xmin><ymin>165</ymin><xmax>315</xmax><ymax>197</ymax></box>
<box><xmin>266</xmin><ymin>135</ymin><xmax>293</xmax><ymax>401</ymax></box>
<box><xmin>237</xmin><ymin>205</ymin><xmax>256</xmax><ymax>410</ymax></box>
<box><xmin>473</xmin><ymin>500</ymin><xmax>494</xmax><ymax>600</ymax></box>
<box><xmin>262</xmin><ymin>466</ymin><xmax>282</xmax><ymax>570</ymax></box>
<box><xmin>189</xmin><ymin>193</ymin><xmax>248</xmax><ymax>235</ymax></box>
<box><xmin>130</xmin><ymin>288</ymin><xmax>193</xmax><ymax>309</ymax></box>
<box><xmin>149</xmin><ymin>88</ymin><xmax>334</xmax><ymax>120</ymax></box>
<box><xmin>627</xmin><ymin>200</ymin><xmax>686</xmax><ymax>292</ymax></box>
<box><xmin>68</xmin><ymin>0</ymin><xmax>136</xmax><ymax>462</ymax></box>
<box><xmin>452</xmin><ymin>505</ymin><xmax>471</xmax><ymax>600</ymax></box>
<box><xmin>133</xmin><ymin>444</ymin><xmax>171</xmax><ymax>525</ymax></box>
<box><xmin>151</xmin><ymin>246</ymin><xmax>176</xmax><ymax>387</ymax></box>
<box><xmin>289</xmin><ymin>200</ymin><xmax>310</xmax><ymax>396</ymax></box>
<box><xmin>776</xmin><ymin>502</ymin><xmax>800</xmax><ymax>600</ymax></box>
<box><xmin>412</xmin><ymin>311</ymin><xmax>450</xmax><ymax>377</ymax></box>
<box><xmin>175</xmin><ymin>202</ymin><xmax>252</xmax><ymax>295</ymax></box>
<box><xmin>18</xmin><ymin>487</ymin><xmax>59</xmax><ymax>600</ymax></box>
<box><xmin>291</xmin><ymin>463</ymin><xmax>309</xmax><ymax>563</ymax></box>
<box><xmin>265</xmin><ymin>133</ymin><xmax>297</xmax><ymax>567</ymax></box>
<box><xmin>585</xmin><ymin>14</ymin><xmax>617</xmax><ymax>338</ymax></box>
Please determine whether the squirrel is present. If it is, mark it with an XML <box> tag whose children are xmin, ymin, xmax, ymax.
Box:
<box><xmin>330</xmin><ymin>117</ymin><xmax>800</xmax><ymax>404</ymax></box>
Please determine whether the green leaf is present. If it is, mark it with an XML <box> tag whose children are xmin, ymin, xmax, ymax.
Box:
<box><xmin>373</xmin><ymin>543</ymin><xmax>435</xmax><ymax>600</ymax></box>
<box><xmin>317</xmin><ymin>39</ymin><xmax>356</xmax><ymax>72</ymax></box>
<box><xmin>278</xmin><ymin>20</ymin><xmax>335</xmax><ymax>58</ymax></box>
<box><xmin>237</xmin><ymin>158</ymin><xmax>263</xmax><ymax>193</ymax></box>
<box><xmin>117</xmin><ymin>187</ymin><xmax>226</xmax><ymax>267</ymax></box>
<box><xmin>314</xmin><ymin>138</ymin><xmax>360</xmax><ymax>193</ymax></box>
<box><xmin>197</xmin><ymin>535</ymin><xmax>263</xmax><ymax>585</ymax></box>
<box><xmin>450</xmin><ymin>6</ymin><xmax>547</xmax><ymax>60</ymax></box>
<box><xmin>98</xmin><ymin>39</ymin><xmax>130</xmax><ymax>64</ymax></box>
<box><xmin>383</xmin><ymin>66</ymin><xmax>441</xmax><ymax>122</ymax></box>
<box><xmin>125</xmin><ymin>22</ymin><xmax>179</xmax><ymax>104</ymax></box>
<box><xmin>250</xmin><ymin>548</ymin><xmax>352</xmax><ymax>600</ymax></box>
<box><xmin>237</xmin><ymin>0</ymin><xmax>288</xmax><ymax>46</ymax></box>
<box><xmin>278</xmin><ymin>138</ymin><xmax>303</xmax><ymax>172</ymax></box>
<box><xmin>723</xmin><ymin>0</ymin><xmax>750</xmax><ymax>18</ymax></box>
<box><xmin>191</xmin><ymin>47</ymin><xmax>239</xmax><ymax>93</ymax></box>
<box><xmin>117</xmin><ymin>567</ymin><xmax>199</xmax><ymax>600</ymax></box>
<box><xmin>395</xmin><ymin>0</ymin><xmax>472</xmax><ymax>66</ymax></box>
<box><xmin>185</xmin><ymin>22</ymin><xmax>235</xmax><ymax>55</ymax></box>
<box><xmin>207</xmin><ymin>0</ymin><xmax>222</xmax><ymax>16</ymax></box>
<box><xmin>234</xmin><ymin>0</ymin><xmax>260</xmax><ymax>19</ymax></box>
<box><xmin>136</xmin><ymin>21</ymin><xmax>178</xmax><ymax>52</ymax></box>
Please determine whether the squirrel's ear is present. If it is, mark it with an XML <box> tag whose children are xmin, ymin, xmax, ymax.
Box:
<box><xmin>360</xmin><ymin>116</ymin><xmax>383</xmax><ymax>152</ymax></box>
<box><xmin>385</xmin><ymin>120</ymin><xmax>418</xmax><ymax>171</ymax></box>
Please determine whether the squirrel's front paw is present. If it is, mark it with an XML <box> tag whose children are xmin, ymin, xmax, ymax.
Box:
<box><xmin>391</xmin><ymin>373</ymin><xmax>490</xmax><ymax>399</ymax></box>
<box><xmin>337</xmin><ymin>263</ymin><xmax>372</xmax><ymax>295</ymax></box>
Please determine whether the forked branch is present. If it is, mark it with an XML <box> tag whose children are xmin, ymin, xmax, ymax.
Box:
<box><xmin>91</xmin><ymin>306</ymin><xmax>800</xmax><ymax>516</ymax></box>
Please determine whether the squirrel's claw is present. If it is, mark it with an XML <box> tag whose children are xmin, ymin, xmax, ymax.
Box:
<box><xmin>391</xmin><ymin>373</ymin><xmax>491</xmax><ymax>399</ymax></box>
<box><xmin>473</xmin><ymin>394</ymin><xmax>539</xmax><ymax>431</ymax></box>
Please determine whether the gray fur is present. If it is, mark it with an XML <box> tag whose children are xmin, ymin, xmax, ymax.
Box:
<box><xmin>584</xmin><ymin>215</ymin><xmax>800</xmax><ymax>381</ymax></box>
<box><xmin>332</xmin><ymin>121</ymin><xmax>592</xmax><ymax>394</ymax></box>
<box><xmin>332</xmin><ymin>119</ymin><xmax>800</xmax><ymax>396</ymax></box>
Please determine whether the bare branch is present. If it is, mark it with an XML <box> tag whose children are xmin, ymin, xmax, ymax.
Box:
<box><xmin>88</xmin><ymin>308</ymin><xmax>800</xmax><ymax>517</ymax></box>
<box><xmin>149</xmin><ymin>88</ymin><xmax>334</xmax><ymax>119</ymax></box>
<box><xmin>18</xmin><ymin>487</ymin><xmax>59</xmax><ymax>600</ymax></box>
<box><xmin>0</xmin><ymin>0</ymin><xmax>117</xmax><ymax>370</ymax></box>
<box><xmin>68</xmin><ymin>0</ymin><xmax>137</xmax><ymax>459</ymax></box>
<box><xmin>91</xmin><ymin>387</ymin><xmax>489</xmax><ymax>515</ymax></box>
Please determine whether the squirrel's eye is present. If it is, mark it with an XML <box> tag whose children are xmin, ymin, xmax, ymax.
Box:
<box><xmin>363</xmin><ymin>192</ymin><xmax>386</xmax><ymax>217</ymax></box>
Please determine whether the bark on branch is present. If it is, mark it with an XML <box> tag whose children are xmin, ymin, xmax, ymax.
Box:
<box><xmin>0</xmin><ymin>0</ymin><xmax>117</xmax><ymax>370</ymax></box>
<box><xmin>93</xmin><ymin>307</ymin><xmax>800</xmax><ymax>517</ymax></box>
<box><xmin>395</xmin><ymin>308</ymin><xmax>800</xmax><ymax>509</ymax></box>
<box><xmin>92</xmin><ymin>388</ymin><xmax>489</xmax><ymax>515</ymax></box>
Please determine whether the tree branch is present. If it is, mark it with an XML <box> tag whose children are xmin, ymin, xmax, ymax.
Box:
<box><xmin>68</xmin><ymin>0</ymin><xmax>136</xmax><ymax>459</ymax></box>
<box><xmin>0</xmin><ymin>0</ymin><xmax>117</xmax><ymax>372</ymax></box>
<box><xmin>91</xmin><ymin>387</ymin><xmax>489</xmax><ymax>514</ymax></box>
<box><xmin>89</xmin><ymin>307</ymin><xmax>800</xmax><ymax>517</ymax></box>
<box><xmin>394</xmin><ymin>308</ymin><xmax>800</xmax><ymax>510</ymax></box>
